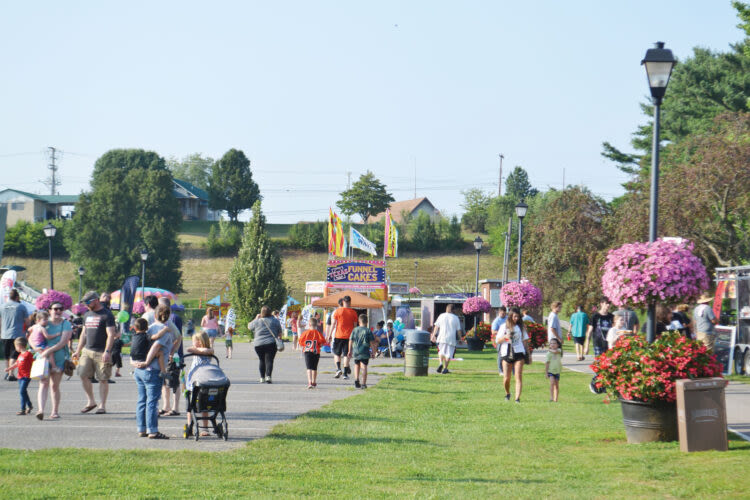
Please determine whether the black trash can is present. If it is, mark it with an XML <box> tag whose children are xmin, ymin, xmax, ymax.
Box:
<box><xmin>404</xmin><ymin>329</ymin><xmax>431</xmax><ymax>377</ymax></box>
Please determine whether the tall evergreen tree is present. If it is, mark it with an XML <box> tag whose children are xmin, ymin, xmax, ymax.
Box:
<box><xmin>229</xmin><ymin>201</ymin><xmax>287</xmax><ymax>329</ymax></box>
<box><xmin>66</xmin><ymin>149</ymin><xmax>183</xmax><ymax>293</ymax></box>
<box><xmin>505</xmin><ymin>166</ymin><xmax>538</xmax><ymax>200</ymax></box>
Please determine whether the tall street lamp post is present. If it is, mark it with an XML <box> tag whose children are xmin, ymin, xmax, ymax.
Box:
<box><xmin>413</xmin><ymin>260</ymin><xmax>418</xmax><ymax>291</ymax></box>
<box><xmin>78</xmin><ymin>266</ymin><xmax>86</xmax><ymax>302</ymax></box>
<box><xmin>140</xmin><ymin>248</ymin><xmax>149</xmax><ymax>300</ymax></box>
<box><xmin>473</xmin><ymin>236</ymin><xmax>483</xmax><ymax>296</ymax></box>
<box><xmin>642</xmin><ymin>41</ymin><xmax>677</xmax><ymax>343</ymax></box>
<box><xmin>515</xmin><ymin>201</ymin><xmax>528</xmax><ymax>281</ymax></box>
<box><xmin>43</xmin><ymin>223</ymin><xmax>57</xmax><ymax>290</ymax></box>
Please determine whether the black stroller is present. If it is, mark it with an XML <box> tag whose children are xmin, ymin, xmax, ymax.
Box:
<box><xmin>182</xmin><ymin>354</ymin><xmax>230</xmax><ymax>441</ymax></box>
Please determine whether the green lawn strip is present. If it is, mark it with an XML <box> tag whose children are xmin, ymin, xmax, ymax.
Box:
<box><xmin>0</xmin><ymin>351</ymin><xmax>748</xmax><ymax>498</ymax></box>
<box><xmin>726</xmin><ymin>374</ymin><xmax>750</xmax><ymax>385</ymax></box>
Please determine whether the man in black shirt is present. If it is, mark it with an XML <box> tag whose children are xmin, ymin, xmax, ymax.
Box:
<box><xmin>72</xmin><ymin>291</ymin><xmax>116</xmax><ymax>414</ymax></box>
<box><xmin>587</xmin><ymin>300</ymin><xmax>614</xmax><ymax>394</ymax></box>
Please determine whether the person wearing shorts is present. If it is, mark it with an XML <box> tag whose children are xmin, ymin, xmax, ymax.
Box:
<box><xmin>72</xmin><ymin>291</ymin><xmax>116</xmax><ymax>414</ymax></box>
<box><xmin>431</xmin><ymin>304</ymin><xmax>463</xmax><ymax>374</ymax></box>
<box><xmin>298</xmin><ymin>317</ymin><xmax>326</xmax><ymax>388</ymax></box>
<box><xmin>328</xmin><ymin>296</ymin><xmax>358</xmax><ymax>380</ymax></box>
<box><xmin>348</xmin><ymin>314</ymin><xmax>377</xmax><ymax>389</ymax></box>
<box><xmin>201</xmin><ymin>308</ymin><xmax>219</xmax><ymax>348</ymax></box>
<box><xmin>569</xmin><ymin>305</ymin><xmax>589</xmax><ymax>361</ymax></box>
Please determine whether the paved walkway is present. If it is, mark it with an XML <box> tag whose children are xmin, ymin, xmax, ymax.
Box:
<box><xmin>0</xmin><ymin>343</ymin><xmax>402</xmax><ymax>451</ymax></box>
<box><xmin>537</xmin><ymin>350</ymin><xmax>750</xmax><ymax>441</ymax></box>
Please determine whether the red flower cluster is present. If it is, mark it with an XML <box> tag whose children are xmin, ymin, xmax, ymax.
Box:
<box><xmin>467</xmin><ymin>321</ymin><xmax>492</xmax><ymax>343</ymax></box>
<box><xmin>524</xmin><ymin>322</ymin><xmax>547</xmax><ymax>349</ymax></box>
<box><xmin>591</xmin><ymin>331</ymin><xmax>723</xmax><ymax>403</ymax></box>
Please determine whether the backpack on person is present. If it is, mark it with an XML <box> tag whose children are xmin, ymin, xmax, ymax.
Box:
<box><xmin>130</xmin><ymin>331</ymin><xmax>152</xmax><ymax>362</ymax></box>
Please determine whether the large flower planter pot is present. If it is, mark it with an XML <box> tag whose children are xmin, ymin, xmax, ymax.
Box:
<box><xmin>466</xmin><ymin>337</ymin><xmax>485</xmax><ymax>351</ymax></box>
<box><xmin>619</xmin><ymin>398</ymin><xmax>677</xmax><ymax>443</ymax></box>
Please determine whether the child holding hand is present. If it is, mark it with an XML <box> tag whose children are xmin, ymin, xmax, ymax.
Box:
<box><xmin>298</xmin><ymin>317</ymin><xmax>327</xmax><ymax>389</ymax></box>
<box><xmin>5</xmin><ymin>338</ymin><xmax>34</xmax><ymax>415</ymax></box>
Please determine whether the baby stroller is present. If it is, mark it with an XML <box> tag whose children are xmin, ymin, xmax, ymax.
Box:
<box><xmin>182</xmin><ymin>354</ymin><xmax>231</xmax><ymax>441</ymax></box>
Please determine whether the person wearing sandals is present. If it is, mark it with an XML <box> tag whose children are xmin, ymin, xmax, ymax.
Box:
<box><xmin>131</xmin><ymin>307</ymin><xmax>174</xmax><ymax>440</ymax></box>
<box><xmin>494</xmin><ymin>308</ymin><xmax>530</xmax><ymax>403</ymax></box>
<box><xmin>36</xmin><ymin>302</ymin><xmax>73</xmax><ymax>420</ymax></box>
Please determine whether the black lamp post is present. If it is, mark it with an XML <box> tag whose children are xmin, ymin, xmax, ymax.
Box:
<box><xmin>77</xmin><ymin>266</ymin><xmax>85</xmax><ymax>302</ymax></box>
<box><xmin>642</xmin><ymin>41</ymin><xmax>677</xmax><ymax>343</ymax></box>
<box><xmin>515</xmin><ymin>201</ymin><xmax>528</xmax><ymax>281</ymax></box>
<box><xmin>473</xmin><ymin>236</ymin><xmax>483</xmax><ymax>296</ymax></box>
<box><xmin>140</xmin><ymin>248</ymin><xmax>149</xmax><ymax>299</ymax></box>
<box><xmin>413</xmin><ymin>260</ymin><xmax>418</xmax><ymax>291</ymax></box>
<box><xmin>43</xmin><ymin>223</ymin><xmax>57</xmax><ymax>290</ymax></box>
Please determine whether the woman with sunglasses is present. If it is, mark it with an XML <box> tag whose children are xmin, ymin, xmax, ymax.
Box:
<box><xmin>37</xmin><ymin>302</ymin><xmax>73</xmax><ymax>419</ymax></box>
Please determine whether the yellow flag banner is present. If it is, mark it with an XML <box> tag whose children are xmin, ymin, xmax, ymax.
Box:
<box><xmin>328</xmin><ymin>208</ymin><xmax>346</xmax><ymax>257</ymax></box>
<box><xmin>384</xmin><ymin>209</ymin><xmax>398</xmax><ymax>258</ymax></box>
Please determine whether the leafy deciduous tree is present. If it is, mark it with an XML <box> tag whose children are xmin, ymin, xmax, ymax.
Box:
<box><xmin>208</xmin><ymin>149</ymin><xmax>261</xmax><ymax>222</ymax></box>
<box><xmin>460</xmin><ymin>188</ymin><xmax>492</xmax><ymax>232</ymax></box>
<box><xmin>66</xmin><ymin>149</ymin><xmax>183</xmax><ymax>292</ymax></box>
<box><xmin>336</xmin><ymin>171</ymin><xmax>395</xmax><ymax>223</ymax></box>
<box><xmin>166</xmin><ymin>153</ymin><xmax>214</xmax><ymax>191</ymax></box>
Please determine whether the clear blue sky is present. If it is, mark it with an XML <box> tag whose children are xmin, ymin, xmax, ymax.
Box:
<box><xmin>0</xmin><ymin>1</ymin><xmax>743</xmax><ymax>222</ymax></box>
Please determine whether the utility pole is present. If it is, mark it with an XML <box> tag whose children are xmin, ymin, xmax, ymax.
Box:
<box><xmin>44</xmin><ymin>147</ymin><xmax>60</xmax><ymax>196</ymax></box>
<box><xmin>498</xmin><ymin>154</ymin><xmax>504</xmax><ymax>196</ymax></box>
<box><xmin>562</xmin><ymin>168</ymin><xmax>565</xmax><ymax>191</ymax></box>
<box><xmin>502</xmin><ymin>217</ymin><xmax>512</xmax><ymax>283</ymax></box>
<box><xmin>346</xmin><ymin>171</ymin><xmax>352</xmax><ymax>190</ymax></box>
<box><xmin>413</xmin><ymin>158</ymin><xmax>417</xmax><ymax>199</ymax></box>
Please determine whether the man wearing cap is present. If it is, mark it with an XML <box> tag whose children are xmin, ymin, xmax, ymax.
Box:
<box><xmin>693</xmin><ymin>295</ymin><xmax>718</xmax><ymax>351</ymax></box>
<box><xmin>73</xmin><ymin>291</ymin><xmax>117</xmax><ymax>414</ymax></box>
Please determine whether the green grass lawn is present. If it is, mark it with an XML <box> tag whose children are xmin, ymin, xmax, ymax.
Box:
<box><xmin>1</xmin><ymin>350</ymin><xmax>747</xmax><ymax>499</ymax></box>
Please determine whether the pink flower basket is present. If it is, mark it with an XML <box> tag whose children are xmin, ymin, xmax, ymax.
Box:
<box><xmin>601</xmin><ymin>238</ymin><xmax>708</xmax><ymax>308</ymax></box>
<box><xmin>500</xmin><ymin>281</ymin><xmax>543</xmax><ymax>309</ymax></box>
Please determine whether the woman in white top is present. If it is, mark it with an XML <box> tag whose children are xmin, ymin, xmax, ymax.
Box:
<box><xmin>493</xmin><ymin>308</ymin><xmax>530</xmax><ymax>403</ymax></box>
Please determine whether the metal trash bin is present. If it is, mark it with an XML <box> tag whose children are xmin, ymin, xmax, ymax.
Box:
<box><xmin>676</xmin><ymin>378</ymin><xmax>728</xmax><ymax>452</ymax></box>
<box><xmin>404</xmin><ymin>329</ymin><xmax>431</xmax><ymax>377</ymax></box>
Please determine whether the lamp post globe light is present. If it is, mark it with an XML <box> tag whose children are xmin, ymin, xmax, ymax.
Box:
<box><xmin>43</xmin><ymin>223</ymin><xmax>57</xmax><ymax>290</ymax></box>
<box><xmin>642</xmin><ymin>41</ymin><xmax>677</xmax><ymax>343</ymax></box>
<box><xmin>514</xmin><ymin>201</ymin><xmax>528</xmax><ymax>282</ymax></box>
<box><xmin>77</xmin><ymin>266</ymin><xmax>86</xmax><ymax>303</ymax></box>
<box><xmin>473</xmin><ymin>236</ymin><xmax>484</xmax><ymax>296</ymax></box>
<box><xmin>140</xmin><ymin>248</ymin><xmax>149</xmax><ymax>299</ymax></box>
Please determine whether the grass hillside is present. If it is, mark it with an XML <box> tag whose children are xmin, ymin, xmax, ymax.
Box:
<box><xmin>5</xmin><ymin>235</ymin><xmax>503</xmax><ymax>302</ymax></box>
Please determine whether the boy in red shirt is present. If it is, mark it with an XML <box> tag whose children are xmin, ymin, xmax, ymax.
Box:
<box><xmin>5</xmin><ymin>337</ymin><xmax>34</xmax><ymax>415</ymax></box>
<box><xmin>298</xmin><ymin>317</ymin><xmax>327</xmax><ymax>389</ymax></box>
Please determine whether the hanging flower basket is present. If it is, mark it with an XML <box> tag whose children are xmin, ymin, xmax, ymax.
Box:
<box><xmin>525</xmin><ymin>322</ymin><xmax>547</xmax><ymax>349</ymax></box>
<box><xmin>35</xmin><ymin>290</ymin><xmax>73</xmax><ymax>311</ymax></box>
<box><xmin>500</xmin><ymin>281</ymin><xmax>542</xmax><ymax>309</ymax></box>
<box><xmin>601</xmin><ymin>238</ymin><xmax>709</xmax><ymax>309</ymax></box>
<box><xmin>462</xmin><ymin>296</ymin><xmax>491</xmax><ymax>315</ymax></box>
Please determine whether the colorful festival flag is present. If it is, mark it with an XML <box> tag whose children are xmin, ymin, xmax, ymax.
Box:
<box><xmin>384</xmin><ymin>209</ymin><xmax>398</xmax><ymax>258</ymax></box>
<box><xmin>328</xmin><ymin>209</ymin><xmax>347</xmax><ymax>257</ymax></box>
<box><xmin>350</xmin><ymin>227</ymin><xmax>377</xmax><ymax>256</ymax></box>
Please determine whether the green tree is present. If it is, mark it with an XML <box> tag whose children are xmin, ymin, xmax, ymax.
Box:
<box><xmin>460</xmin><ymin>188</ymin><xmax>492</xmax><ymax>232</ymax></box>
<box><xmin>408</xmin><ymin>211</ymin><xmax>439</xmax><ymax>251</ymax></box>
<box><xmin>505</xmin><ymin>166</ymin><xmax>538</xmax><ymax>200</ymax></box>
<box><xmin>166</xmin><ymin>153</ymin><xmax>213</xmax><ymax>191</ymax></box>
<box><xmin>288</xmin><ymin>221</ymin><xmax>327</xmax><ymax>251</ymax></box>
<box><xmin>66</xmin><ymin>149</ymin><xmax>182</xmax><ymax>292</ymax></box>
<box><xmin>229</xmin><ymin>201</ymin><xmax>287</xmax><ymax>329</ymax></box>
<box><xmin>208</xmin><ymin>149</ymin><xmax>261</xmax><ymax>222</ymax></box>
<box><xmin>336</xmin><ymin>171</ymin><xmax>395</xmax><ymax>223</ymax></box>
<box><xmin>206</xmin><ymin>218</ymin><xmax>243</xmax><ymax>256</ymax></box>
<box><xmin>603</xmin><ymin>3</ymin><xmax>750</xmax><ymax>181</ymax></box>
<box><xmin>523</xmin><ymin>187</ymin><xmax>612</xmax><ymax>308</ymax></box>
